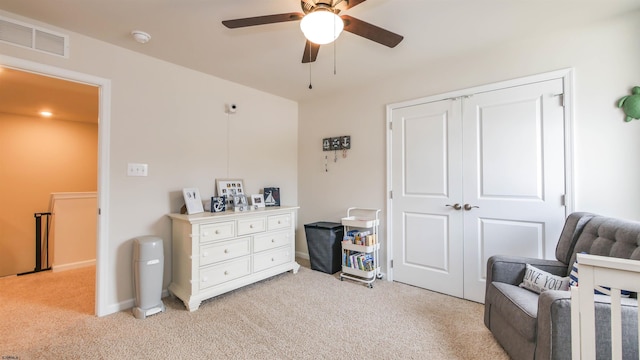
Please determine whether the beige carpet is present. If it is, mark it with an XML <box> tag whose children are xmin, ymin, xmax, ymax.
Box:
<box><xmin>0</xmin><ymin>262</ymin><xmax>508</xmax><ymax>359</ymax></box>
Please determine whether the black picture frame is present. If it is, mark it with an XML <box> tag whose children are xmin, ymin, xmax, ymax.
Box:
<box><xmin>211</xmin><ymin>196</ymin><xmax>226</xmax><ymax>213</ymax></box>
<box><xmin>263</xmin><ymin>187</ymin><xmax>280</xmax><ymax>207</ymax></box>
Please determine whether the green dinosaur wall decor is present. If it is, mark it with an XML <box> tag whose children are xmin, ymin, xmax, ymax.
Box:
<box><xmin>618</xmin><ymin>86</ymin><xmax>640</xmax><ymax>122</ymax></box>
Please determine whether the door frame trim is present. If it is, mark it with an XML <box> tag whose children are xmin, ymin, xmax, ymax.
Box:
<box><xmin>385</xmin><ymin>68</ymin><xmax>575</xmax><ymax>281</ymax></box>
<box><xmin>1</xmin><ymin>54</ymin><xmax>112</xmax><ymax>316</ymax></box>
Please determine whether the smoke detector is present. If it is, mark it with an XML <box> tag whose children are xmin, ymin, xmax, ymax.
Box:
<box><xmin>131</xmin><ymin>30</ymin><xmax>151</xmax><ymax>44</ymax></box>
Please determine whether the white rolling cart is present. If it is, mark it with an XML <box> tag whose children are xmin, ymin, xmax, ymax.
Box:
<box><xmin>340</xmin><ymin>208</ymin><xmax>382</xmax><ymax>288</ymax></box>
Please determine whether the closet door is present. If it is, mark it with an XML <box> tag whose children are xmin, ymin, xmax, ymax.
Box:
<box><xmin>390</xmin><ymin>77</ymin><xmax>567</xmax><ymax>302</ymax></box>
<box><xmin>461</xmin><ymin>79</ymin><xmax>566</xmax><ymax>302</ymax></box>
<box><xmin>390</xmin><ymin>99</ymin><xmax>464</xmax><ymax>297</ymax></box>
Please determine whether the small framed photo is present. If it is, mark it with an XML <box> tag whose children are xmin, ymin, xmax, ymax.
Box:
<box><xmin>182</xmin><ymin>188</ymin><xmax>204</xmax><ymax>214</ymax></box>
<box><xmin>216</xmin><ymin>179</ymin><xmax>244</xmax><ymax>208</ymax></box>
<box><xmin>232</xmin><ymin>194</ymin><xmax>250</xmax><ymax>212</ymax></box>
<box><xmin>210</xmin><ymin>196</ymin><xmax>226</xmax><ymax>213</ymax></box>
<box><xmin>263</xmin><ymin>187</ymin><xmax>280</xmax><ymax>207</ymax></box>
<box><xmin>251</xmin><ymin>194</ymin><xmax>265</xmax><ymax>208</ymax></box>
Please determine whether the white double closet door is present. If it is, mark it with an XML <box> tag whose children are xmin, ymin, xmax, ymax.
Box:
<box><xmin>389</xmin><ymin>74</ymin><xmax>570</xmax><ymax>303</ymax></box>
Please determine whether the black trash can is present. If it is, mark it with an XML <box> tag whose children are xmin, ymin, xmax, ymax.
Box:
<box><xmin>304</xmin><ymin>222</ymin><xmax>344</xmax><ymax>274</ymax></box>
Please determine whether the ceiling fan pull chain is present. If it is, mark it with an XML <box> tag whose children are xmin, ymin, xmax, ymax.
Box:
<box><xmin>308</xmin><ymin>43</ymin><xmax>313</xmax><ymax>89</ymax></box>
<box><xmin>333</xmin><ymin>36</ymin><xmax>337</xmax><ymax>75</ymax></box>
<box><xmin>333</xmin><ymin>14</ymin><xmax>338</xmax><ymax>75</ymax></box>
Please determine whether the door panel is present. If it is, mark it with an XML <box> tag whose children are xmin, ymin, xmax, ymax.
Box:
<box><xmin>390</xmin><ymin>76</ymin><xmax>567</xmax><ymax>303</ymax></box>
<box><xmin>462</xmin><ymin>79</ymin><xmax>566</xmax><ymax>303</ymax></box>
<box><xmin>391</xmin><ymin>100</ymin><xmax>464</xmax><ymax>297</ymax></box>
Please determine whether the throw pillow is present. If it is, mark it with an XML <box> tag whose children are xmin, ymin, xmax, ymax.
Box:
<box><xmin>520</xmin><ymin>263</ymin><xmax>570</xmax><ymax>294</ymax></box>
<box><xmin>569</xmin><ymin>256</ymin><xmax>631</xmax><ymax>297</ymax></box>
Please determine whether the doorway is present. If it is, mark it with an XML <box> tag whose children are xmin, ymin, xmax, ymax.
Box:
<box><xmin>386</xmin><ymin>69</ymin><xmax>574</xmax><ymax>303</ymax></box>
<box><xmin>0</xmin><ymin>54</ymin><xmax>111</xmax><ymax>316</ymax></box>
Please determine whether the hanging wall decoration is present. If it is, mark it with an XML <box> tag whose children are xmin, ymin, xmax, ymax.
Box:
<box><xmin>618</xmin><ymin>86</ymin><xmax>640</xmax><ymax>122</ymax></box>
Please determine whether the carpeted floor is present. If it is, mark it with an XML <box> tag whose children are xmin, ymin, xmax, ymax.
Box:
<box><xmin>0</xmin><ymin>261</ymin><xmax>508</xmax><ymax>359</ymax></box>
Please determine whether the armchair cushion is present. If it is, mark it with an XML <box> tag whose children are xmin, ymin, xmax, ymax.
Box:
<box><xmin>488</xmin><ymin>282</ymin><xmax>539</xmax><ymax>341</ymax></box>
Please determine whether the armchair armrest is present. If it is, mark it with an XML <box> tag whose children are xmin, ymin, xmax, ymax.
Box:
<box><xmin>536</xmin><ymin>290</ymin><xmax>639</xmax><ymax>360</ymax></box>
<box><xmin>536</xmin><ymin>290</ymin><xmax>573</xmax><ymax>360</ymax></box>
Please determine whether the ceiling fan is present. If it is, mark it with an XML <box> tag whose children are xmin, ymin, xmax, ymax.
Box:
<box><xmin>222</xmin><ymin>0</ymin><xmax>404</xmax><ymax>63</ymax></box>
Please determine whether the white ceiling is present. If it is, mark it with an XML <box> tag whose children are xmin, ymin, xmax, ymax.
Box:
<box><xmin>0</xmin><ymin>0</ymin><xmax>639</xmax><ymax>104</ymax></box>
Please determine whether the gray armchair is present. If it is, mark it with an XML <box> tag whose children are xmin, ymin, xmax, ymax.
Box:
<box><xmin>484</xmin><ymin>212</ymin><xmax>640</xmax><ymax>360</ymax></box>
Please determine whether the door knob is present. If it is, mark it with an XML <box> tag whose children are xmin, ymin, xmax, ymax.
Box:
<box><xmin>464</xmin><ymin>204</ymin><xmax>479</xmax><ymax>211</ymax></box>
<box><xmin>446</xmin><ymin>203</ymin><xmax>462</xmax><ymax>210</ymax></box>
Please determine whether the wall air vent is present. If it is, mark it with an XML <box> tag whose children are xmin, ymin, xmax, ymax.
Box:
<box><xmin>0</xmin><ymin>15</ymin><xmax>68</xmax><ymax>58</ymax></box>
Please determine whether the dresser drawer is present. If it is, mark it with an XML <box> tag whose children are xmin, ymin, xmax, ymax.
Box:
<box><xmin>253</xmin><ymin>231</ymin><xmax>291</xmax><ymax>253</ymax></box>
<box><xmin>200</xmin><ymin>237</ymin><xmax>250</xmax><ymax>267</ymax></box>
<box><xmin>237</xmin><ymin>217</ymin><xmax>266</xmax><ymax>235</ymax></box>
<box><xmin>267</xmin><ymin>214</ymin><xmax>291</xmax><ymax>230</ymax></box>
<box><xmin>254</xmin><ymin>247</ymin><xmax>291</xmax><ymax>272</ymax></box>
<box><xmin>199</xmin><ymin>257</ymin><xmax>251</xmax><ymax>290</ymax></box>
<box><xmin>200</xmin><ymin>221</ymin><xmax>235</xmax><ymax>242</ymax></box>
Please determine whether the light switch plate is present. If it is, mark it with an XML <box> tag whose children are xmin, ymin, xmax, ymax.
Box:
<box><xmin>127</xmin><ymin>163</ymin><xmax>148</xmax><ymax>176</ymax></box>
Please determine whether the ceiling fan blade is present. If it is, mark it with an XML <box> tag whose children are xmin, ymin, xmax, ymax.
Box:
<box><xmin>341</xmin><ymin>15</ymin><xmax>403</xmax><ymax>48</ymax></box>
<box><xmin>343</xmin><ymin>0</ymin><xmax>366</xmax><ymax>10</ymax></box>
<box><xmin>302</xmin><ymin>41</ymin><xmax>320</xmax><ymax>63</ymax></box>
<box><xmin>222</xmin><ymin>13</ymin><xmax>304</xmax><ymax>28</ymax></box>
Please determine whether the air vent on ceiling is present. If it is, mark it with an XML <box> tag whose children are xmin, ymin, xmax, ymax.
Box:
<box><xmin>0</xmin><ymin>15</ymin><xmax>68</xmax><ymax>58</ymax></box>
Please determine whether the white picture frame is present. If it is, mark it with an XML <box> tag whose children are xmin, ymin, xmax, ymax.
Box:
<box><xmin>251</xmin><ymin>193</ymin><xmax>265</xmax><ymax>208</ymax></box>
<box><xmin>216</xmin><ymin>179</ymin><xmax>244</xmax><ymax>207</ymax></box>
<box><xmin>182</xmin><ymin>188</ymin><xmax>204</xmax><ymax>214</ymax></box>
<box><xmin>232</xmin><ymin>194</ymin><xmax>250</xmax><ymax>212</ymax></box>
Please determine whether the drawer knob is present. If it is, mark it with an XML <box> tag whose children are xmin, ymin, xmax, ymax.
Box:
<box><xmin>271</xmin><ymin>258</ymin><xmax>275</xmax><ymax>262</ymax></box>
<box><xmin>249</xmin><ymin>224</ymin><xmax>254</xmax><ymax>228</ymax></box>
<box><xmin>224</xmin><ymin>270</ymin><xmax>229</xmax><ymax>275</ymax></box>
<box><xmin>271</xmin><ymin>239</ymin><xmax>275</xmax><ymax>243</ymax></box>
<box><xmin>277</xmin><ymin>220</ymin><xmax>281</xmax><ymax>224</ymax></box>
<box><xmin>224</xmin><ymin>249</ymin><xmax>229</xmax><ymax>254</ymax></box>
<box><xmin>215</xmin><ymin>230</ymin><xmax>220</xmax><ymax>234</ymax></box>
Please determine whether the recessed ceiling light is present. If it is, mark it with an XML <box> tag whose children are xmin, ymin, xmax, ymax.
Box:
<box><xmin>40</xmin><ymin>111</ymin><xmax>53</xmax><ymax>117</ymax></box>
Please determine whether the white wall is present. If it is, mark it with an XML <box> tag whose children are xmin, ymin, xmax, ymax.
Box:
<box><xmin>0</xmin><ymin>10</ymin><xmax>298</xmax><ymax>315</ymax></box>
<box><xmin>50</xmin><ymin>192</ymin><xmax>97</xmax><ymax>271</ymax></box>
<box><xmin>298</xmin><ymin>11</ymin><xmax>640</xmax><ymax>270</ymax></box>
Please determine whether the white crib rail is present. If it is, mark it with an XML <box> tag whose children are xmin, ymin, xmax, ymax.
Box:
<box><xmin>571</xmin><ymin>253</ymin><xmax>640</xmax><ymax>360</ymax></box>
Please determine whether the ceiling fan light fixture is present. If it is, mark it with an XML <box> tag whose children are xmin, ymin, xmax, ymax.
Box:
<box><xmin>300</xmin><ymin>9</ymin><xmax>343</xmax><ymax>45</ymax></box>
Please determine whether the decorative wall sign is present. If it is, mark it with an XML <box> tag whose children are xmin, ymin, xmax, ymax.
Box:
<box><xmin>322</xmin><ymin>138</ymin><xmax>331</xmax><ymax>151</ymax></box>
<box><xmin>341</xmin><ymin>135</ymin><xmax>351</xmax><ymax>149</ymax></box>
<box><xmin>331</xmin><ymin>137</ymin><xmax>341</xmax><ymax>150</ymax></box>
<box><xmin>322</xmin><ymin>135</ymin><xmax>351</xmax><ymax>151</ymax></box>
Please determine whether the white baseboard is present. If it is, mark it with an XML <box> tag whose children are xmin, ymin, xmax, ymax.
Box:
<box><xmin>295</xmin><ymin>251</ymin><xmax>309</xmax><ymax>260</ymax></box>
<box><xmin>53</xmin><ymin>259</ymin><xmax>96</xmax><ymax>272</ymax></box>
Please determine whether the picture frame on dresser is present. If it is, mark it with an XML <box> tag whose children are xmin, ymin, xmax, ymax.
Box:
<box><xmin>263</xmin><ymin>187</ymin><xmax>280</xmax><ymax>207</ymax></box>
<box><xmin>216</xmin><ymin>179</ymin><xmax>244</xmax><ymax>208</ymax></box>
<box><xmin>210</xmin><ymin>196</ymin><xmax>226</xmax><ymax>213</ymax></box>
<box><xmin>182</xmin><ymin>187</ymin><xmax>204</xmax><ymax>214</ymax></box>
<box><xmin>251</xmin><ymin>194</ymin><xmax>265</xmax><ymax>208</ymax></box>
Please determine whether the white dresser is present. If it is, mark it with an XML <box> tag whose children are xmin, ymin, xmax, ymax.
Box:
<box><xmin>168</xmin><ymin>206</ymin><xmax>300</xmax><ymax>311</ymax></box>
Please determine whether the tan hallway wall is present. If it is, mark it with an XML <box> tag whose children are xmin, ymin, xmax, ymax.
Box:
<box><xmin>0</xmin><ymin>113</ymin><xmax>98</xmax><ymax>276</ymax></box>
